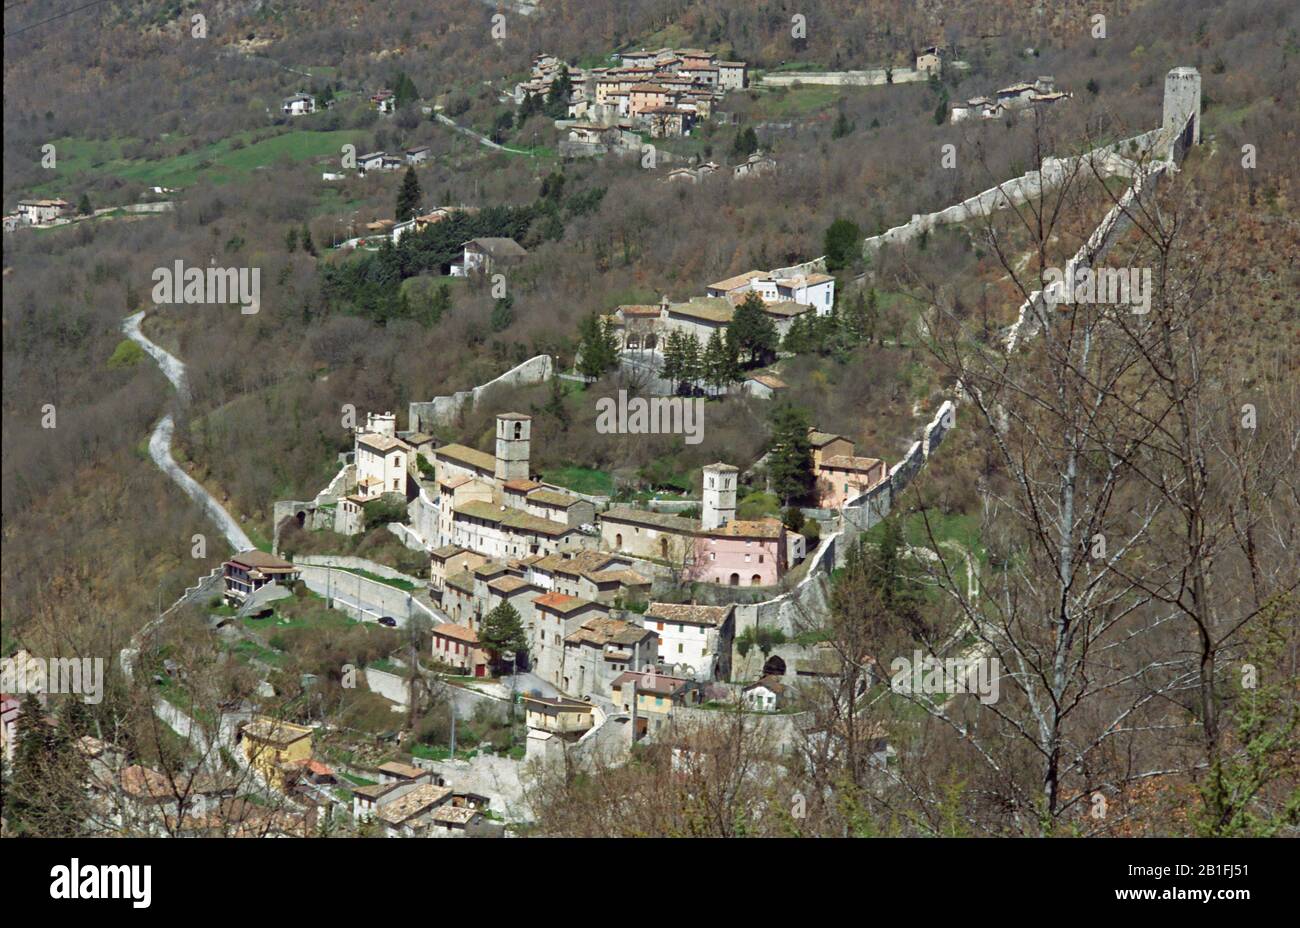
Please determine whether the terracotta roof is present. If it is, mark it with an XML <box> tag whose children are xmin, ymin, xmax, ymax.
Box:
<box><xmin>612</xmin><ymin>670</ymin><xmax>691</xmax><ymax>695</ymax></box>
<box><xmin>565</xmin><ymin>616</ymin><xmax>654</xmax><ymax>647</ymax></box>
<box><xmin>701</xmin><ymin>518</ymin><xmax>783</xmax><ymax>539</ymax></box>
<box><xmin>665</xmin><ymin>298</ymin><xmax>734</xmax><ymax>324</ymax></box>
<box><xmin>376</xmin><ymin>761</ymin><xmax>426</xmax><ymax>779</ymax></box>
<box><xmin>644</xmin><ymin>602</ymin><xmax>733</xmax><ymax>626</ymax></box>
<box><xmin>617</xmin><ymin>304</ymin><xmax>663</xmax><ymax>317</ymax></box>
<box><xmin>433</xmin><ymin>623</ymin><xmax>479</xmax><ymax>644</ymax></box>
<box><xmin>119</xmin><ymin>765</ymin><xmax>173</xmax><ymax>801</ymax></box>
<box><xmin>503</xmin><ymin>478</ymin><xmax>544</xmax><ymax>493</ymax></box>
<box><xmin>375</xmin><ymin>784</ymin><xmax>453</xmax><ymax>825</ymax></box>
<box><xmin>430</xmin><ymin>544</ymin><xmax>466</xmax><ymax>559</ymax></box>
<box><xmin>431</xmin><ymin>805</ymin><xmax>482</xmax><ymax>825</ymax></box>
<box><xmin>747</xmin><ymin>372</ymin><xmax>788</xmax><ymax>390</ymax></box>
<box><xmin>820</xmin><ymin>455</ymin><xmax>884</xmax><ymax>473</ymax></box>
<box><xmin>358</xmin><ymin>433</ymin><xmax>406</xmax><ymax>453</ymax></box>
<box><xmin>227</xmin><ymin>550</ymin><xmax>295</xmax><ymax>571</ymax></box>
<box><xmin>527</xmin><ymin>488</ymin><xmax>583</xmax><ymax>508</ymax></box>
<box><xmin>534</xmin><ymin>592</ymin><xmax>600</xmax><ymax>615</ymax></box>
<box><xmin>807</xmin><ymin>429</ymin><xmax>850</xmax><ymax>448</ymax></box>
<box><xmin>601</xmin><ymin>506</ymin><xmax>701</xmax><ymax>533</ymax></box>
<box><xmin>435</xmin><ymin>443</ymin><xmax>496</xmax><ymax>473</ymax></box>
<box><xmin>709</xmin><ymin>270</ymin><xmax>766</xmax><ymax>292</ymax></box>
<box><xmin>488</xmin><ymin>575</ymin><xmax>533</xmax><ymax>595</ymax></box>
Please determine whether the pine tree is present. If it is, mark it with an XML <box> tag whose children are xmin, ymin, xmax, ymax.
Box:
<box><xmin>661</xmin><ymin>330</ymin><xmax>683</xmax><ymax>389</ymax></box>
<box><xmin>731</xmin><ymin>125</ymin><xmax>759</xmax><ymax>159</ymax></box>
<box><xmin>730</xmin><ymin>292</ymin><xmax>778</xmax><ymax>366</ymax></box>
<box><xmin>396</xmin><ymin>166</ymin><xmax>423</xmax><ymax>222</ymax></box>
<box><xmin>480</xmin><ymin>602</ymin><xmax>528</xmax><ymax>667</ymax></box>
<box><xmin>285</xmin><ymin>226</ymin><xmax>298</xmax><ymax>253</ymax></box>
<box><xmin>490</xmin><ymin>294</ymin><xmax>514</xmax><ymax>332</ymax></box>
<box><xmin>679</xmin><ymin>333</ymin><xmax>702</xmax><ymax>393</ymax></box>
<box><xmin>703</xmin><ymin>330</ymin><xmax>729</xmax><ymax>395</ymax></box>
<box><xmin>766</xmin><ymin>403</ymin><xmax>814</xmax><ymax>505</ymax></box>
<box><xmin>77</xmin><ymin>193</ymin><xmax>92</xmax><ymax>216</ymax></box>
<box><xmin>577</xmin><ymin>313</ymin><xmax>619</xmax><ymax>380</ymax></box>
<box><xmin>824</xmin><ymin>218</ymin><xmax>862</xmax><ymax>272</ymax></box>
<box><xmin>300</xmin><ymin>224</ymin><xmax>316</xmax><ymax>256</ymax></box>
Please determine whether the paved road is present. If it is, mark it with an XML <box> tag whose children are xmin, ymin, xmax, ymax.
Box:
<box><xmin>124</xmin><ymin>311</ymin><xmax>254</xmax><ymax>553</ymax></box>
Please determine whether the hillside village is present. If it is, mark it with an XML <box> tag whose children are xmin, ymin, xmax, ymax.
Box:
<box><xmin>4</xmin><ymin>0</ymin><xmax>1296</xmax><ymax>857</ymax></box>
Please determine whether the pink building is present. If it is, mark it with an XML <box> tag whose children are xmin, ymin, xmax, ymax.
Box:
<box><xmin>692</xmin><ymin>518</ymin><xmax>787</xmax><ymax>587</ymax></box>
<box><xmin>816</xmin><ymin>455</ymin><xmax>886</xmax><ymax>509</ymax></box>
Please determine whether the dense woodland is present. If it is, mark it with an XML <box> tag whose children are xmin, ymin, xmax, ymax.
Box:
<box><xmin>2</xmin><ymin>0</ymin><xmax>1296</xmax><ymax>836</ymax></box>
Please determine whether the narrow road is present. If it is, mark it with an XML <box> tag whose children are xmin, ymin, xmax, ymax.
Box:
<box><xmin>124</xmin><ymin>311</ymin><xmax>254</xmax><ymax>553</ymax></box>
<box><xmin>434</xmin><ymin>113</ymin><xmax>533</xmax><ymax>154</ymax></box>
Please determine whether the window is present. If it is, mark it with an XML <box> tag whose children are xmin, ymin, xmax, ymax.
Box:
<box><xmin>759</xmin><ymin>554</ymin><xmax>764</xmax><ymax>564</ymax></box>
<box><xmin>678</xmin><ymin>643</ymin><xmax>684</xmax><ymax>654</ymax></box>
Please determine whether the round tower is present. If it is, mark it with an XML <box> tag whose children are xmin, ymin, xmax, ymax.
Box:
<box><xmin>702</xmin><ymin>462</ymin><xmax>738</xmax><ymax>530</ymax></box>
<box><xmin>495</xmin><ymin>413</ymin><xmax>532</xmax><ymax>482</ymax></box>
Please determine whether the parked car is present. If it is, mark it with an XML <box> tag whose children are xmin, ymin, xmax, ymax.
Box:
<box><xmin>378</xmin><ymin>616</ymin><xmax>397</xmax><ymax>627</ymax></box>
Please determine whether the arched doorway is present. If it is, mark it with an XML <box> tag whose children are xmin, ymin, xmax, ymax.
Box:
<box><xmin>615</xmin><ymin>533</ymin><xmax>623</xmax><ymax>548</ymax></box>
<box><xmin>751</xmin><ymin>574</ymin><xmax>762</xmax><ymax>586</ymax></box>
<box><xmin>645</xmin><ymin>333</ymin><xmax>658</xmax><ymax>351</ymax></box>
<box><xmin>762</xmin><ymin>655</ymin><xmax>787</xmax><ymax>676</ymax></box>
<box><xmin>729</xmin><ymin>573</ymin><xmax>740</xmax><ymax>586</ymax></box>
<box><xmin>660</xmin><ymin>538</ymin><xmax>669</xmax><ymax>558</ymax></box>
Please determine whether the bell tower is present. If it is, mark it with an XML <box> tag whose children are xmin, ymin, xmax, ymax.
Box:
<box><xmin>495</xmin><ymin>413</ymin><xmax>532</xmax><ymax>482</ymax></box>
<box><xmin>702</xmin><ymin>462</ymin><xmax>738</xmax><ymax>530</ymax></box>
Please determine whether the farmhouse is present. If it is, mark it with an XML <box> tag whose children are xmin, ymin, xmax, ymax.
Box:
<box><xmin>451</xmin><ymin>237</ymin><xmax>528</xmax><ymax>276</ymax></box>
<box><xmin>222</xmin><ymin>550</ymin><xmax>300</xmax><ymax>606</ymax></box>
<box><xmin>281</xmin><ymin>92</ymin><xmax>316</xmax><ymax>116</ymax></box>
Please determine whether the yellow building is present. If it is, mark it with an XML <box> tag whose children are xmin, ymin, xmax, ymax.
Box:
<box><xmin>241</xmin><ymin>717</ymin><xmax>313</xmax><ymax>791</ymax></box>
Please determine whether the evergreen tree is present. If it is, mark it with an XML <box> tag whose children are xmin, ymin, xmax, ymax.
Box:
<box><xmin>480</xmin><ymin>602</ymin><xmax>528</xmax><ymax>667</ymax></box>
<box><xmin>864</xmin><ymin>517</ymin><xmax>928</xmax><ymax>636</ymax></box>
<box><xmin>544</xmin><ymin>66</ymin><xmax>573</xmax><ymax>118</ymax></box>
<box><xmin>731</xmin><ymin>125</ymin><xmax>759</xmax><ymax>159</ymax></box>
<box><xmin>393</xmin><ymin>71</ymin><xmax>420</xmax><ymax>108</ymax></box>
<box><xmin>396</xmin><ymin>166</ymin><xmax>424</xmax><ymax>222</ymax></box>
<box><xmin>300</xmin><ymin>224</ymin><xmax>316</xmax><ymax>256</ymax></box>
<box><xmin>77</xmin><ymin>193</ymin><xmax>92</xmax><ymax>216</ymax></box>
<box><xmin>577</xmin><ymin>313</ymin><xmax>619</xmax><ymax>380</ymax></box>
<box><xmin>285</xmin><ymin>226</ymin><xmax>298</xmax><ymax>253</ymax></box>
<box><xmin>490</xmin><ymin>294</ymin><xmax>514</xmax><ymax>332</ymax></box>
<box><xmin>832</xmin><ymin>108</ymin><xmax>854</xmax><ymax>139</ymax></box>
<box><xmin>824</xmin><ymin>217</ymin><xmax>862</xmax><ymax>272</ymax></box>
<box><xmin>678</xmin><ymin>333</ymin><xmax>702</xmax><ymax>393</ymax></box>
<box><xmin>703</xmin><ymin>330</ymin><xmax>730</xmax><ymax>395</ymax></box>
<box><xmin>661</xmin><ymin>330</ymin><xmax>684</xmax><ymax>389</ymax></box>
<box><xmin>8</xmin><ymin>694</ymin><xmax>88</xmax><ymax>836</ymax></box>
<box><xmin>766</xmin><ymin>403</ymin><xmax>814</xmax><ymax>504</ymax></box>
<box><xmin>730</xmin><ymin>292</ymin><xmax>778</xmax><ymax>366</ymax></box>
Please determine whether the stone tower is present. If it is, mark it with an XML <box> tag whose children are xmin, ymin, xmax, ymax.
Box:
<box><xmin>495</xmin><ymin>413</ymin><xmax>532</xmax><ymax>482</ymax></box>
<box><xmin>701</xmin><ymin>462</ymin><xmax>738</xmax><ymax>530</ymax></box>
<box><xmin>1162</xmin><ymin>67</ymin><xmax>1201</xmax><ymax>148</ymax></box>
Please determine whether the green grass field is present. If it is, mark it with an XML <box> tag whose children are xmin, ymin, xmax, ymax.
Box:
<box><xmin>541</xmin><ymin>465</ymin><xmax>614</xmax><ymax>496</ymax></box>
<box><xmin>27</xmin><ymin>129</ymin><xmax>362</xmax><ymax>194</ymax></box>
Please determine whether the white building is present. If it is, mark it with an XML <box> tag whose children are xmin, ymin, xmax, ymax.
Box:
<box><xmin>16</xmin><ymin>198</ymin><xmax>70</xmax><ymax>225</ymax></box>
<box><xmin>282</xmin><ymin>93</ymin><xmax>316</xmax><ymax>116</ymax></box>
<box><xmin>642</xmin><ymin>602</ymin><xmax>735</xmax><ymax>679</ymax></box>
<box><xmin>355</xmin><ymin>413</ymin><xmax>408</xmax><ymax>499</ymax></box>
